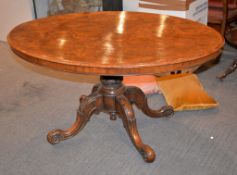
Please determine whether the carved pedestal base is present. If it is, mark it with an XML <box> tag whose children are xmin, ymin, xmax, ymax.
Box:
<box><xmin>47</xmin><ymin>76</ymin><xmax>173</xmax><ymax>163</ymax></box>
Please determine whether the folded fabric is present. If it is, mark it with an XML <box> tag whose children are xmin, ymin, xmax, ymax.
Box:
<box><xmin>123</xmin><ymin>75</ymin><xmax>161</xmax><ymax>94</ymax></box>
<box><xmin>156</xmin><ymin>73</ymin><xmax>218</xmax><ymax>111</ymax></box>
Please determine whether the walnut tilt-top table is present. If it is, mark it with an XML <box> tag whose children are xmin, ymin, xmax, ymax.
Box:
<box><xmin>8</xmin><ymin>11</ymin><xmax>224</xmax><ymax>163</ymax></box>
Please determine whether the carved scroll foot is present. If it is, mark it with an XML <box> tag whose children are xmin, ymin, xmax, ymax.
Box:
<box><xmin>116</xmin><ymin>95</ymin><xmax>156</xmax><ymax>163</ymax></box>
<box><xmin>125</xmin><ymin>86</ymin><xmax>174</xmax><ymax>118</ymax></box>
<box><xmin>47</xmin><ymin>93</ymin><xmax>102</xmax><ymax>144</ymax></box>
<box><xmin>47</xmin><ymin>129</ymin><xmax>65</xmax><ymax>144</ymax></box>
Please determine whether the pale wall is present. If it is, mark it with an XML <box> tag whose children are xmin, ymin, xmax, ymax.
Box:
<box><xmin>0</xmin><ymin>0</ymin><xmax>34</xmax><ymax>41</ymax></box>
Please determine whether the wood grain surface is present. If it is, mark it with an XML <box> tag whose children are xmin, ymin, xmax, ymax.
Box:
<box><xmin>8</xmin><ymin>11</ymin><xmax>224</xmax><ymax>76</ymax></box>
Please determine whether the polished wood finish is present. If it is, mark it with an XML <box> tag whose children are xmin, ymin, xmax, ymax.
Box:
<box><xmin>8</xmin><ymin>11</ymin><xmax>224</xmax><ymax>76</ymax></box>
<box><xmin>47</xmin><ymin>76</ymin><xmax>173</xmax><ymax>162</ymax></box>
<box><xmin>8</xmin><ymin>11</ymin><xmax>224</xmax><ymax>163</ymax></box>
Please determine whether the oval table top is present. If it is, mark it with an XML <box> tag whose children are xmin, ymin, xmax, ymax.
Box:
<box><xmin>8</xmin><ymin>11</ymin><xmax>224</xmax><ymax>76</ymax></box>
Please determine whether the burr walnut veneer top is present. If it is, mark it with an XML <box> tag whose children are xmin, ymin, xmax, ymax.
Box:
<box><xmin>8</xmin><ymin>11</ymin><xmax>224</xmax><ymax>75</ymax></box>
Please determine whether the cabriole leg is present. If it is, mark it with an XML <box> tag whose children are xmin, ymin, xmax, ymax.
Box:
<box><xmin>125</xmin><ymin>86</ymin><xmax>174</xmax><ymax>118</ymax></box>
<box><xmin>47</xmin><ymin>93</ymin><xmax>102</xmax><ymax>144</ymax></box>
<box><xmin>116</xmin><ymin>95</ymin><xmax>156</xmax><ymax>163</ymax></box>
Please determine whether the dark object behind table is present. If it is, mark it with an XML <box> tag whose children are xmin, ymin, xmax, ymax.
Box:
<box><xmin>103</xmin><ymin>0</ymin><xmax>123</xmax><ymax>11</ymax></box>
